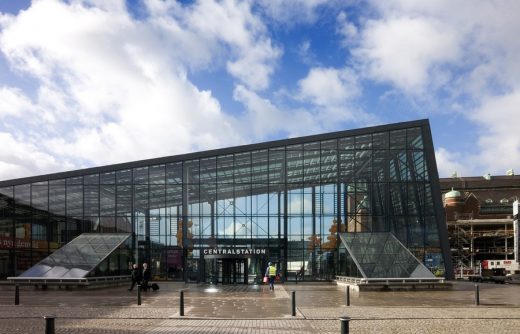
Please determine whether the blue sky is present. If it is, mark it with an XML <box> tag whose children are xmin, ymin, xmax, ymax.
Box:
<box><xmin>0</xmin><ymin>0</ymin><xmax>519</xmax><ymax>180</ymax></box>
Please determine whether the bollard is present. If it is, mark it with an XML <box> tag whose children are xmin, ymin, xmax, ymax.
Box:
<box><xmin>291</xmin><ymin>291</ymin><xmax>296</xmax><ymax>316</ymax></box>
<box><xmin>137</xmin><ymin>284</ymin><xmax>142</xmax><ymax>306</ymax></box>
<box><xmin>180</xmin><ymin>290</ymin><xmax>185</xmax><ymax>316</ymax></box>
<box><xmin>15</xmin><ymin>284</ymin><xmax>19</xmax><ymax>305</ymax></box>
<box><xmin>475</xmin><ymin>284</ymin><xmax>480</xmax><ymax>306</ymax></box>
<box><xmin>44</xmin><ymin>315</ymin><xmax>56</xmax><ymax>334</ymax></box>
<box><xmin>340</xmin><ymin>316</ymin><xmax>351</xmax><ymax>334</ymax></box>
<box><xmin>345</xmin><ymin>286</ymin><xmax>350</xmax><ymax>306</ymax></box>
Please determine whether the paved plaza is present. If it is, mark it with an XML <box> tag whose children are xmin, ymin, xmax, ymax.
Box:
<box><xmin>1</xmin><ymin>281</ymin><xmax>520</xmax><ymax>333</ymax></box>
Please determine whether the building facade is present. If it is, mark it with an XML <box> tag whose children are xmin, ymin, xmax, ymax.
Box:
<box><xmin>441</xmin><ymin>175</ymin><xmax>520</xmax><ymax>275</ymax></box>
<box><xmin>0</xmin><ymin>120</ymin><xmax>452</xmax><ymax>282</ymax></box>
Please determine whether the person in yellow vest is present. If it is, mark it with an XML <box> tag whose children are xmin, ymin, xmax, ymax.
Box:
<box><xmin>265</xmin><ymin>262</ymin><xmax>277</xmax><ymax>291</ymax></box>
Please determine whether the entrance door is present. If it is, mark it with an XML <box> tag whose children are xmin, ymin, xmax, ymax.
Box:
<box><xmin>218</xmin><ymin>259</ymin><xmax>248</xmax><ymax>284</ymax></box>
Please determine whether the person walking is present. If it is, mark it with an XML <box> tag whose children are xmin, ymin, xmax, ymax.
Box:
<box><xmin>128</xmin><ymin>263</ymin><xmax>141</xmax><ymax>291</ymax></box>
<box><xmin>265</xmin><ymin>262</ymin><xmax>277</xmax><ymax>291</ymax></box>
<box><xmin>141</xmin><ymin>262</ymin><xmax>151</xmax><ymax>291</ymax></box>
<box><xmin>298</xmin><ymin>265</ymin><xmax>305</xmax><ymax>282</ymax></box>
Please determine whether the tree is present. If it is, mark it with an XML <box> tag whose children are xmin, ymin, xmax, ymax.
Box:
<box><xmin>321</xmin><ymin>218</ymin><xmax>346</xmax><ymax>251</ymax></box>
<box><xmin>307</xmin><ymin>234</ymin><xmax>321</xmax><ymax>251</ymax></box>
<box><xmin>176</xmin><ymin>219</ymin><xmax>193</xmax><ymax>249</ymax></box>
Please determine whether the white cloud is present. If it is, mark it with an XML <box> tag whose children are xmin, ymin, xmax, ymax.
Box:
<box><xmin>435</xmin><ymin>147</ymin><xmax>472</xmax><ymax>178</ymax></box>
<box><xmin>234</xmin><ymin>83</ymin><xmax>375</xmax><ymax>140</ymax></box>
<box><xmin>0</xmin><ymin>86</ymin><xmax>35</xmax><ymax>117</ymax></box>
<box><xmin>258</xmin><ymin>0</ymin><xmax>328</xmax><ymax>25</ymax></box>
<box><xmin>146</xmin><ymin>0</ymin><xmax>281</xmax><ymax>91</ymax></box>
<box><xmin>469</xmin><ymin>91</ymin><xmax>520</xmax><ymax>175</ymax></box>
<box><xmin>351</xmin><ymin>1</ymin><xmax>520</xmax><ymax>175</ymax></box>
<box><xmin>336</xmin><ymin>11</ymin><xmax>358</xmax><ymax>47</ymax></box>
<box><xmin>233</xmin><ymin>84</ymin><xmax>324</xmax><ymax>139</ymax></box>
<box><xmin>0</xmin><ymin>0</ymin><xmax>280</xmax><ymax>179</ymax></box>
<box><xmin>353</xmin><ymin>16</ymin><xmax>460</xmax><ymax>93</ymax></box>
<box><xmin>298</xmin><ymin>67</ymin><xmax>360</xmax><ymax>107</ymax></box>
<box><xmin>0</xmin><ymin>132</ymin><xmax>72</xmax><ymax>180</ymax></box>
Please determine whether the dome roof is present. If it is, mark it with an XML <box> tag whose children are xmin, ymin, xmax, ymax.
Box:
<box><xmin>445</xmin><ymin>188</ymin><xmax>461</xmax><ymax>199</ymax></box>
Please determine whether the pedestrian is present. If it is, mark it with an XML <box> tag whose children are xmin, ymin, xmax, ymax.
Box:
<box><xmin>128</xmin><ymin>263</ymin><xmax>141</xmax><ymax>291</ymax></box>
<box><xmin>298</xmin><ymin>265</ymin><xmax>305</xmax><ymax>281</ymax></box>
<box><xmin>265</xmin><ymin>262</ymin><xmax>277</xmax><ymax>291</ymax></box>
<box><xmin>141</xmin><ymin>262</ymin><xmax>151</xmax><ymax>291</ymax></box>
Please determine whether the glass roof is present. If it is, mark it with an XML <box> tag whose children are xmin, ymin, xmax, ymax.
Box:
<box><xmin>339</xmin><ymin>232</ymin><xmax>435</xmax><ymax>279</ymax></box>
<box><xmin>17</xmin><ymin>233</ymin><xmax>131</xmax><ymax>279</ymax></box>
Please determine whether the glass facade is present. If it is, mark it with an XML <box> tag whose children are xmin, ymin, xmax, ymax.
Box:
<box><xmin>0</xmin><ymin>120</ymin><xmax>452</xmax><ymax>282</ymax></box>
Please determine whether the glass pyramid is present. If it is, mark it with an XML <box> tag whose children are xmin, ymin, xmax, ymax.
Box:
<box><xmin>17</xmin><ymin>233</ymin><xmax>131</xmax><ymax>279</ymax></box>
<box><xmin>339</xmin><ymin>232</ymin><xmax>435</xmax><ymax>279</ymax></box>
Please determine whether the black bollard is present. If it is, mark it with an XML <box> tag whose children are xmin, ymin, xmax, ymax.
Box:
<box><xmin>180</xmin><ymin>290</ymin><xmax>185</xmax><ymax>316</ymax></box>
<box><xmin>475</xmin><ymin>284</ymin><xmax>480</xmax><ymax>306</ymax></box>
<box><xmin>291</xmin><ymin>291</ymin><xmax>296</xmax><ymax>316</ymax></box>
<box><xmin>345</xmin><ymin>286</ymin><xmax>350</xmax><ymax>306</ymax></box>
<box><xmin>15</xmin><ymin>284</ymin><xmax>19</xmax><ymax>305</ymax></box>
<box><xmin>340</xmin><ymin>316</ymin><xmax>351</xmax><ymax>334</ymax></box>
<box><xmin>44</xmin><ymin>315</ymin><xmax>56</xmax><ymax>334</ymax></box>
<box><xmin>137</xmin><ymin>285</ymin><xmax>141</xmax><ymax>306</ymax></box>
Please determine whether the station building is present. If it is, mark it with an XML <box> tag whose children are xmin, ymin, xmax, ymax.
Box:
<box><xmin>0</xmin><ymin>119</ymin><xmax>453</xmax><ymax>283</ymax></box>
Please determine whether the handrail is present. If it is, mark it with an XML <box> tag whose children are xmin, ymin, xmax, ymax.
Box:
<box><xmin>7</xmin><ymin>275</ymin><xmax>131</xmax><ymax>285</ymax></box>
<box><xmin>335</xmin><ymin>276</ymin><xmax>445</xmax><ymax>284</ymax></box>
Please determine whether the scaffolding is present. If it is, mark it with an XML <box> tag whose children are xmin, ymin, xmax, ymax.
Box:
<box><xmin>448</xmin><ymin>218</ymin><xmax>513</xmax><ymax>277</ymax></box>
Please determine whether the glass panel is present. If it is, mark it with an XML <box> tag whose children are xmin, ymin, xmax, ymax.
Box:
<box><xmin>100</xmin><ymin>185</ymin><xmax>115</xmax><ymax>216</ymax></box>
<box><xmin>234</xmin><ymin>152</ymin><xmax>251</xmax><ymax>184</ymax></box>
<box><xmin>340</xmin><ymin>232</ymin><xmax>435</xmax><ymax>278</ymax></box>
<box><xmin>217</xmin><ymin>155</ymin><xmax>234</xmax><ymax>185</ymax></box>
<box><xmin>84</xmin><ymin>174</ymin><xmax>99</xmax><ymax>185</ymax></box>
<box><xmin>321</xmin><ymin>139</ymin><xmax>337</xmax><ymax>150</ymax></box>
<box><xmin>372</xmin><ymin>132</ymin><xmax>389</xmax><ymax>149</ymax></box>
<box><xmin>286</xmin><ymin>150</ymin><xmax>303</xmax><ymax>185</ymax></box>
<box><xmin>14</xmin><ymin>184</ymin><xmax>31</xmax><ymax>206</ymax></box>
<box><xmin>166</xmin><ymin>162</ymin><xmax>183</xmax><ymax>184</ymax></box>
<box><xmin>133</xmin><ymin>167</ymin><xmax>149</xmax><ymax>184</ymax></box>
<box><xmin>16</xmin><ymin>233</ymin><xmax>131</xmax><ymax>278</ymax></box>
<box><xmin>407</xmin><ymin>127</ymin><xmax>423</xmax><ymax>149</ymax></box>
<box><xmin>149</xmin><ymin>164</ymin><xmax>166</xmax><ymax>184</ymax></box>
<box><xmin>66</xmin><ymin>177</ymin><xmax>83</xmax><ymax>185</ymax></box>
<box><xmin>320</xmin><ymin>149</ymin><xmax>337</xmax><ymax>184</ymax></box>
<box><xmin>117</xmin><ymin>169</ymin><xmax>132</xmax><ymax>184</ymax></box>
<box><xmin>66</xmin><ymin>185</ymin><xmax>83</xmax><ymax>218</ymax></box>
<box><xmin>355</xmin><ymin>134</ymin><xmax>372</xmax><ymax>150</ymax></box>
<box><xmin>269</xmin><ymin>149</ymin><xmax>284</xmax><ymax>184</ymax></box>
<box><xmin>84</xmin><ymin>185</ymin><xmax>99</xmax><ymax>216</ymax></box>
<box><xmin>100</xmin><ymin>172</ymin><xmax>115</xmax><ymax>184</ymax></box>
<box><xmin>31</xmin><ymin>184</ymin><xmax>48</xmax><ymax>212</ymax></box>
<box><xmin>134</xmin><ymin>185</ymin><xmax>149</xmax><ymax>211</ymax></box>
<box><xmin>390</xmin><ymin>129</ymin><xmax>406</xmax><ymax>149</ymax></box>
<box><xmin>304</xmin><ymin>150</ymin><xmax>320</xmax><ymax>185</ymax></box>
<box><xmin>116</xmin><ymin>185</ymin><xmax>132</xmax><ymax>217</ymax></box>
<box><xmin>339</xmin><ymin>136</ymin><xmax>354</xmax><ymax>150</ymax></box>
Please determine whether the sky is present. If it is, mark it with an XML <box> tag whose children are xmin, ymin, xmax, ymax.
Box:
<box><xmin>0</xmin><ymin>0</ymin><xmax>519</xmax><ymax>181</ymax></box>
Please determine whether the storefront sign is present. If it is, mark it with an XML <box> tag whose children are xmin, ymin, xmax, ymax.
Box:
<box><xmin>0</xmin><ymin>236</ymin><xmax>31</xmax><ymax>249</ymax></box>
<box><xmin>202</xmin><ymin>248</ymin><xmax>267</xmax><ymax>257</ymax></box>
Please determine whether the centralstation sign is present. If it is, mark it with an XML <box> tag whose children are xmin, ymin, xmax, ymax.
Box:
<box><xmin>202</xmin><ymin>248</ymin><xmax>267</xmax><ymax>258</ymax></box>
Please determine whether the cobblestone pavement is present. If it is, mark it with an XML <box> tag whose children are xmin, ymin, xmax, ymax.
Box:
<box><xmin>1</xmin><ymin>281</ymin><xmax>520</xmax><ymax>333</ymax></box>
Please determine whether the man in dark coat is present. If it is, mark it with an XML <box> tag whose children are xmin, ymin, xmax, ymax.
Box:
<box><xmin>141</xmin><ymin>262</ymin><xmax>151</xmax><ymax>291</ymax></box>
<box><xmin>128</xmin><ymin>263</ymin><xmax>141</xmax><ymax>291</ymax></box>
